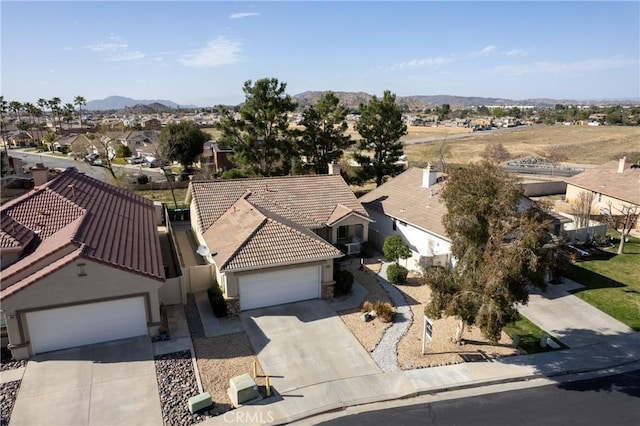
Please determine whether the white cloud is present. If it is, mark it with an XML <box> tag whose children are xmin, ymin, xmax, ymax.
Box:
<box><xmin>470</xmin><ymin>45</ymin><xmax>497</xmax><ymax>57</ymax></box>
<box><xmin>392</xmin><ymin>56</ymin><xmax>452</xmax><ymax>70</ymax></box>
<box><xmin>86</xmin><ymin>36</ymin><xmax>144</xmax><ymax>62</ymax></box>
<box><xmin>230</xmin><ymin>12</ymin><xmax>259</xmax><ymax>19</ymax></box>
<box><xmin>180</xmin><ymin>37</ymin><xmax>244</xmax><ymax>68</ymax></box>
<box><xmin>87</xmin><ymin>42</ymin><xmax>129</xmax><ymax>52</ymax></box>
<box><xmin>494</xmin><ymin>57</ymin><xmax>639</xmax><ymax>76</ymax></box>
<box><xmin>505</xmin><ymin>48</ymin><xmax>527</xmax><ymax>57</ymax></box>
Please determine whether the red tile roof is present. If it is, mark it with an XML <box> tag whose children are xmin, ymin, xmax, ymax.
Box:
<box><xmin>0</xmin><ymin>170</ymin><xmax>165</xmax><ymax>296</ymax></box>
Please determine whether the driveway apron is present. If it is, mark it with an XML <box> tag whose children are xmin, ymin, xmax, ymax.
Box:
<box><xmin>241</xmin><ymin>300</ymin><xmax>380</xmax><ymax>394</ymax></box>
<box><xmin>10</xmin><ymin>336</ymin><xmax>162</xmax><ymax>426</ymax></box>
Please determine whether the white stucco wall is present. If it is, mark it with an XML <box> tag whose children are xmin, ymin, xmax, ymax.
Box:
<box><xmin>366</xmin><ymin>209</ymin><xmax>451</xmax><ymax>272</ymax></box>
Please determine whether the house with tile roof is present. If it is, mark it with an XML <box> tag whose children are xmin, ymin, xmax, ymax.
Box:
<box><xmin>565</xmin><ymin>157</ymin><xmax>640</xmax><ymax>231</ymax></box>
<box><xmin>185</xmin><ymin>171</ymin><xmax>372</xmax><ymax>311</ymax></box>
<box><xmin>0</xmin><ymin>170</ymin><xmax>166</xmax><ymax>359</ymax></box>
<box><xmin>359</xmin><ymin>165</ymin><xmax>453</xmax><ymax>273</ymax></box>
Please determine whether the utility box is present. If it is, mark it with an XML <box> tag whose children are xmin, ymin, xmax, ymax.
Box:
<box><xmin>188</xmin><ymin>392</ymin><xmax>213</xmax><ymax>414</ymax></box>
<box><xmin>227</xmin><ymin>373</ymin><xmax>261</xmax><ymax>407</ymax></box>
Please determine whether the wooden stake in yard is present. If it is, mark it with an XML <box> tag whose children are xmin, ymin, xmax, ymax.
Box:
<box><xmin>266</xmin><ymin>376</ymin><xmax>271</xmax><ymax>397</ymax></box>
<box><xmin>253</xmin><ymin>360</ymin><xmax>257</xmax><ymax>379</ymax></box>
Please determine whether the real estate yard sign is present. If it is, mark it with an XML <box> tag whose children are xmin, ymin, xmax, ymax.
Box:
<box><xmin>422</xmin><ymin>315</ymin><xmax>434</xmax><ymax>355</ymax></box>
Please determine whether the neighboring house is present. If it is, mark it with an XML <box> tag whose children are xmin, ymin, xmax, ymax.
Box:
<box><xmin>359</xmin><ymin>166</ymin><xmax>452</xmax><ymax>273</ymax></box>
<box><xmin>199</xmin><ymin>141</ymin><xmax>235</xmax><ymax>173</ymax></box>
<box><xmin>359</xmin><ymin>165</ymin><xmax>568</xmax><ymax>273</ymax></box>
<box><xmin>0</xmin><ymin>170</ymin><xmax>166</xmax><ymax>359</ymax></box>
<box><xmin>185</xmin><ymin>170</ymin><xmax>372</xmax><ymax>311</ymax></box>
<box><xmin>565</xmin><ymin>158</ymin><xmax>640</xmax><ymax>231</ymax></box>
<box><xmin>141</xmin><ymin>118</ymin><xmax>162</xmax><ymax>130</ymax></box>
<box><xmin>8</xmin><ymin>131</ymin><xmax>35</xmax><ymax>148</ymax></box>
<box><xmin>54</xmin><ymin>134</ymin><xmax>93</xmax><ymax>156</ymax></box>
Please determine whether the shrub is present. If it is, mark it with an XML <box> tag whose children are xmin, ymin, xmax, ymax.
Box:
<box><xmin>207</xmin><ymin>285</ymin><xmax>228</xmax><ymax>317</ymax></box>
<box><xmin>383</xmin><ymin>235</ymin><xmax>411</xmax><ymax>263</ymax></box>
<box><xmin>333</xmin><ymin>270</ymin><xmax>354</xmax><ymax>296</ymax></box>
<box><xmin>374</xmin><ymin>301</ymin><xmax>395</xmax><ymax>323</ymax></box>
<box><xmin>361</xmin><ymin>300</ymin><xmax>374</xmax><ymax>313</ymax></box>
<box><xmin>117</xmin><ymin>144</ymin><xmax>132</xmax><ymax>158</ymax></box>
<box><xmin>387</xmin><ymin>263</ymin><xmax>408</xmax><ymax>285</ymax></box>
<box><xmin>136</xmin><ymin>174</ymin><xmax>149</xmax><ymax>184</ymax></box>
<box><xmin>220</xmin><ymin>169</ymin><xmax>248</xmax><ymax>179</ymax></box>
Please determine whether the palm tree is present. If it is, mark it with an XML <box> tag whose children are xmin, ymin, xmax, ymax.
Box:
<box><xmin>0</xmin><ymin>96</ymin><xmax>9</xmax><ymax>157</ymax></box>
<box><xmin>74</xmin><ymin>95</ymin><xmax>86</xmax><ymax>130</ymax></box>
<box><xmin>23</xmin><ymin>102</ymin><xmax>38</xmax><ymax>141</ymax></box>
<box><xmin>49</xmin><ymin>97</ymin><xmax>62</xmax><ymax>134</ymax></box>
<box><xmin>9</xmin><ymin>101</ymin><xmax>23</xmax><ymax>124</ymax></box>
<box><xmin>63</xmin><ymin>103</ymin><xmax>75</xmax><ymax>130</ymax></box>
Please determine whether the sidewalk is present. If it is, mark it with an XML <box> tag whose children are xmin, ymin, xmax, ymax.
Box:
<box><xmin>203</xmin><ymin>331</ymin><xmax>640</xmax><ymax>425</ymax></box>
<box><xmin>518</xmin><ymin>278</ymin><xmax>634</xmax><ymax>348</ymax></box>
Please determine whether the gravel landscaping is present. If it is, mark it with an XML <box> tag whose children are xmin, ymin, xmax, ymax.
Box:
<box><xmin>339</xmin><ymin>262</ymin><xmax>519</xmax><ymax>370</ymax></box>
<box><xmin>155</xmin><ymin>350</ymin><xmax>213</xmax><ymax>426</ymax></box>
<box><xmin>0</xmin><ymin>349</ymin><xmax>27</xmax><ymax>372</ymax></box>
<box><xmin>0</xmin><ymin>380</ymin><xmax>20</xmax><ymax>426</ymax></box>
<box><xmin>337</xmin><ymin>262</ymin><xmax>393</xmax><ymax>352</ymax></box>
<box><xmin>193</xmin><ymin>332</ymin><xmax>265</xmax><ymax>415</ymax></box>
<box><xmin>396</xmin><ymin>278</ymin><xmax>519</xmax><ymax>369</ymax></box>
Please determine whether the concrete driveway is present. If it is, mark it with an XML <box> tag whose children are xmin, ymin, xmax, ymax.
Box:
<box><xmin>10</xmin><ymin>336</ymin><xmax>162</xmax><ymax>426</ymax></box>
<box><xmin>241</xmin><ymin>300</ymin><xmax>380</xmax><ymax>394</ymax></box>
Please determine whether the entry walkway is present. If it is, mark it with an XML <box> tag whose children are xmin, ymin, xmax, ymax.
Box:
<box><xmin>518</xmin><ymin>278</ymin><xmax>634</xmax><ymax>348</ymax></box>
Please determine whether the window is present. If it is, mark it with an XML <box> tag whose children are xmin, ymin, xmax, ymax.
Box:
<box><xmin>392</xmin><ymin>220</ymin><xmax>397</xmax><ymax>231</ymax></box>
<box><xmin>337</xmin><ymin>226</ymin><xmax>348</xmax><ymax>241</ymax></box>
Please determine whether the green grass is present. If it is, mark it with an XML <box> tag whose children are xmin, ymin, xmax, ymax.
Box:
<box><xmin>566</xmin><ymin>235</ymin><xmax>640</xmax><ymax>330</ymax></box>
<box><xmin>503</xmin><ymin>316</ymin><xmax>564</xmax><ymax>354</ymax></box>
<box><xmin>111</xmin><ymin>158</ymin><xmax>127</xmax><ymax>165</ymax></box>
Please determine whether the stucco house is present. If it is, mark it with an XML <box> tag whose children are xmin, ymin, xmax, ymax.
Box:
<box><xmin>359</xmin><ymin>165</ymin><xmax>452</xmax><ymax>273</ymax></box>
<box><xmin>185</xmin><ymin>170</ymin><xmax>372</xmax><ymax>311</ymax></box>
<box><xmin>565</xmin><ymin>157</ymin><xmax>640</xmax><ymax>231</ymax></box>
<box><xmin>0</xmin><ymin>170</ymin><xmax>165</xmax><ymax>359</ymax></box>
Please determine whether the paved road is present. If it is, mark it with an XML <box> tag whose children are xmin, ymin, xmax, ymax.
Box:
<box><xmin>318</xmin><ymin>369</ymin><xmax>640</xmax><ymax>426</ymax></box>
<box><xmin>9</xmin><ymin>150</ymin><xmax>166</xmax><ymax>182</ymax></box>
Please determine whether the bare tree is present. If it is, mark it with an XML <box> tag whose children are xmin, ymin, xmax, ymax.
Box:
<box><xmin>604</xmin><ymin>201</ymin><xmax>639</xmax><ymax>254</ymax></box>
<box><xmin>570</xmin><ymin>191</ymin><xmax>595</xmax><ymax>229</ymax></box>
<box><xmin>481</xmin><ymin>142</ymin><xmax>511</xmax><ymax>163</ymax></box>
<box><xmin>435</xmin><ymin>135</ymin><xmax>450</xmax><ymax>173</ymax></box>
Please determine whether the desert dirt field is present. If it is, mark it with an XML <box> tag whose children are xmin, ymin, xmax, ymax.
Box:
<box><xmin>402</xmin><ymin>125</ymin><xmax>640</xmax><ymax>166</ymax></box>
<box><xmin>205</xmin><ymin>123</ymin><xmax>639</xmax><ymax>167</ymax></box>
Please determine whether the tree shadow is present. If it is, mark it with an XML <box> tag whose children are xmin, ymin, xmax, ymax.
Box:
<box><xmin>566</xmin><ymin>267</ymin><xmax>626</xmax><ymax>292</ymax></box>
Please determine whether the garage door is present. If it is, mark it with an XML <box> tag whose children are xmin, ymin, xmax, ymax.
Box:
<box><xmin>239</xmin><ymin>266</ymin><xmax>320</xmax><ymax>311</ymax></box>
<box><xmin>26</xmin><ymin>297</ymin><xmax>148</xmax><ymax>355</ymax></box>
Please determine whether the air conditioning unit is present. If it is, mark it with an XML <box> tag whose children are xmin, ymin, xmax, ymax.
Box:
<box><xmin>227</xmin><ymin>373</ymin><xmax>262</xmax><ymax>407</ymax></box>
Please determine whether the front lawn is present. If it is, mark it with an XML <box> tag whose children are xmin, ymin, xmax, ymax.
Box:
<box><xmin>566</xmin><ymin>235</ymin><xmax>640</xmax><ymax>330</ymax></box>
<box><xmin>503</xmin><ymin>316</ymin><xmax>565</xmax><ymax>354</ymax></box>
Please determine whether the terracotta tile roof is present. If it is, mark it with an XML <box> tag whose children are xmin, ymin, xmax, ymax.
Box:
<box><xmin>189</xmin><ymin>174</ymin><xmax>369</xmax><ymax>233</ymax></box>
<box><xmin>190</xmin><ymin>175</ymin><xmax>356</xmax><ymax>271</ymax></box>
<box><xmin>202</xmin><ymin>194</ymin><xmax>342</xmax><ymax>271</ymax></box>
<box><xmin>0</xmin><ymin>215</ymin><xmax>33</xmax><ymax>248</ymax></box>
<box><xmin>359</xmin><ymin>167</ymin><xmax>450</xmax><ymax>240</ymax></box>
<box><xmin>0</xmin><ymin>170</ymin><xmax>164</xmax><ymax>295</ymax></box>
<box><xmin>566</xmin><ymin>160</ymin><xmax>640</xmax><ymax>205</ymax></box>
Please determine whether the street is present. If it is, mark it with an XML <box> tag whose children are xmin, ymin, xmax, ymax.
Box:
<box><xmin>9</xmin><ymin>150</ymin><xmax>166</xmax><ymax>182</ymax></box>
<box><xmin>319</xmin><ymin>369</ymin><xmax>640</xmax><ymax>426</ymax></box>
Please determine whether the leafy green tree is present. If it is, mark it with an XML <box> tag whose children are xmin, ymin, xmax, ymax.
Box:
<box><xmin>353</xmin><ymin>91</ymin><xmax>407</xmax><ymax>186</ymax></box>
<box><xmin>117</xmin><ymin>144</ymin><xmax>132</xmax><ymax>158</ymax></box>
<box><xmin>437</xmin><ymin>104</ymin><xmax>451</xmax><ymax>121</ymax></box>
<box><xmin>424</xmin><ymin>161</ymin><xmax>557</xmax><ymax>344</ymax></box>
<box><xmin>492</xmin><ymin>107</ymin><xmax>506</xmax><ymax>118</ymax></box>
<box><xmin>159</xmin><ymin>121</ymin><xmax>208</xmax><ymax>168</ymax></box>
<box><xmin>383</xmin><ymin>234</ymin><xmax>411</xmax><ymax>264</ymax></box>
<box><xmin>216</xmin><ymin>78</ymin><xmax>298</xmax><ymax>176</ymax></box>
<box><xmin>298</xmin><ymin>92</ymin><xmax>353</xmax><ymax>174</ymax></box>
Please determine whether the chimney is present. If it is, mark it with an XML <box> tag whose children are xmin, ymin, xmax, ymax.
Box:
<box><xmin>328</xmin><ymin>162</ymin><xmax>342</xmax><ymax>176</ymax></box>
<box><xmin>617</xmin><ymin>156</ymin><xmax>626</xmax><ymax>173</ymax></box>
<box><xmin>422</xmin><ymin>163</ymin><xmax>438</xmax><ymax>188</ymax></box>
<box><xmin>31</xmin><ymin>163</ymin><xmax>49</xmax><ymax>187</ymax></box>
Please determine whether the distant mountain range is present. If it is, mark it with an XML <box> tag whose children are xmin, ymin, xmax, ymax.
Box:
<box><xmin>85</xmin><ymin>93</ymin><xmax>639</xmax><ymax>111</ymax></box>
<box><xmin>85</xmin><ymin>96</ymin><xmax>197</xmax><ymax>111</ymax></box>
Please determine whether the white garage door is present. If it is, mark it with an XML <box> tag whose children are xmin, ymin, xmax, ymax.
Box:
<box><xmin>239</xmin><ymin>266</ymin><xmax>320</xmax><ymax>311</ymax></box>
<box><xmin>26</xmin><ymin>297</ymin><xmax>148</xmax><ymax>355</ymax></box>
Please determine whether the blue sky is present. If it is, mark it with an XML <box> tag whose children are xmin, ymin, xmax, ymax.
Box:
<box><xmin>2</xmin><ymin>1</ymin><xmax>639</xmax><ymax>106</ymax></box>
